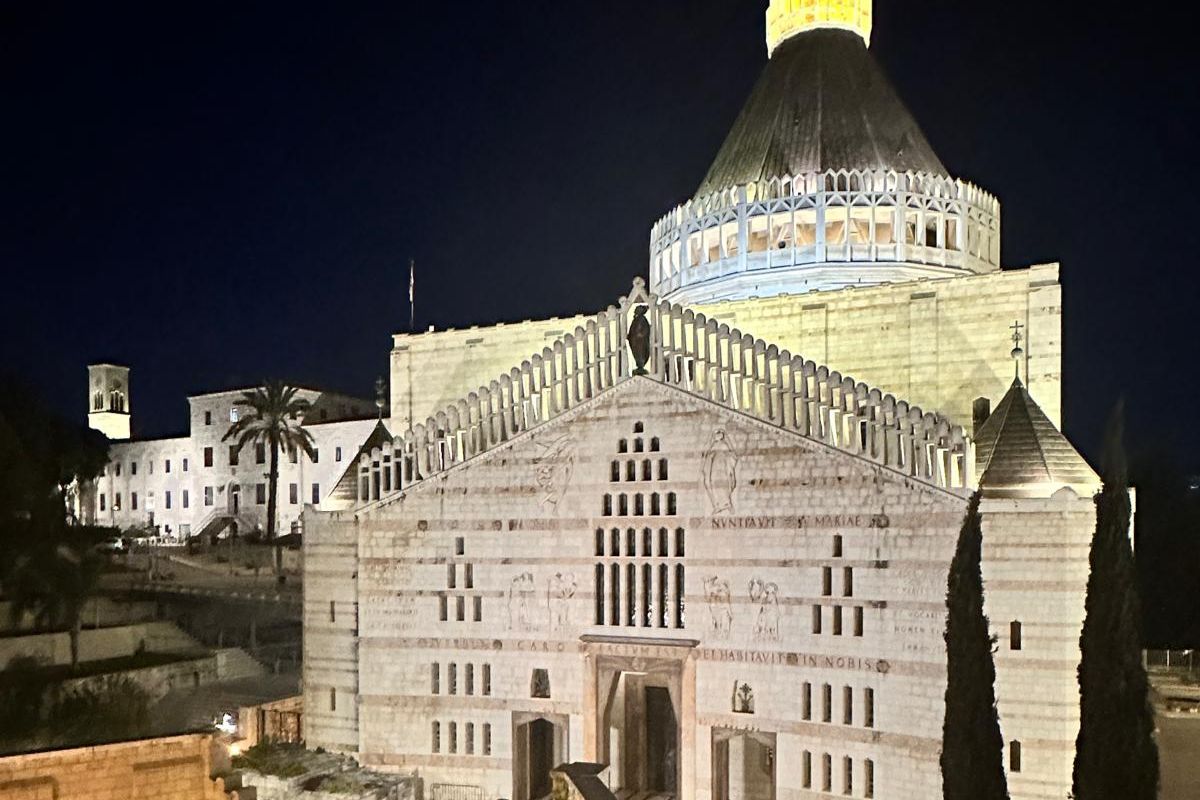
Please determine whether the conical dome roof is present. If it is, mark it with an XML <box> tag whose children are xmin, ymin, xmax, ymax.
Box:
<box><xmin>695</xmin><ymin>29</ymin><xmax>946</xmax><ymax>199</ymax></box>
<box><xmin>974</xmin><ymin>379</ymin><xmax>1099</xmax><ymax>498</ymax></box>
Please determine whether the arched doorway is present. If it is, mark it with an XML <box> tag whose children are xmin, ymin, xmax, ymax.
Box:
<box><xmin>228</xmin><ymin>483</ymin><xmax>241</xmax><ymax>515</ymax></box>
<box><xmin>513</xmin><ymin>713</ymin><xmax>567</xmax><ymax>800</ymax></box>
<box><xmin>712</xmin><ymin>729</ymin><xmax>776</xmax><ymax>800</ymax></box>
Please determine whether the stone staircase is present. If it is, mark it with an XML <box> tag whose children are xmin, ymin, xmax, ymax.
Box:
<box><xmin>215</xmin><ymin>648</ymin><xmax>268</xmax><ymax>681</ymax></box>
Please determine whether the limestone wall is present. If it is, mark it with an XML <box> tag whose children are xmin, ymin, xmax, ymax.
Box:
<box><xmin>308</xmin><ymin>378</ymin><xmax>970</xmax><ymax>800</ymax></box>
<box><xmin>982</xmin><ymin>492</ymin><xmax>1094</xmax><ymax>800</ymax></box>
<box><xmin>387</xmin><ymin>266</ymin><xmax>1062</xmax><ymax>436</ymax></box>
<box><xmin>0</xmin><ymin>733</ymin><xmax>232</xmax><ymax>800</ymax></box>
<box><xmin>0</xmin><ymin>622</ymin><xmax>202</xmax><ymax>670</ymax></box>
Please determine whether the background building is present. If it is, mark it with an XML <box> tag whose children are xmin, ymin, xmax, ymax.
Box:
<box><xmin>87</xmin><ymin>372</ymin><xmax>380</xmax><ymax>539</ymax></box>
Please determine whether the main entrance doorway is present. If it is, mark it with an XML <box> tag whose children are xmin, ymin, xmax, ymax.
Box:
<box><xmin>599</xmin><ymin>670</ymin><xmax>681</xmax><ymax>798</ymax></box>
<box><xmin>513</xmin><ymin>713</ymin><xmax>567</xmax><ymax>800</ymax></box>
<box><xmin>712</xmin><ymin>729</ymin><xmax>777</xmax><ymax>800</ymax></box>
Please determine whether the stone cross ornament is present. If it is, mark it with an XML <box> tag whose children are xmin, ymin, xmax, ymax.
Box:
<box><xmin>627</xmin><ymin>305</ymin><xmax>651</xmax><ymax>375</ymax></box>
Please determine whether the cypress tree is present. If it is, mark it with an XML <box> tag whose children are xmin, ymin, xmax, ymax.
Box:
<box><xmin>1072</xmin><ymin>404</ymin><xmax>1158</xmax><ymax>799</ymax></box>
<box><xmin>942</xmin><ymin>491</ymin><xmax>1009</xmax><ymax>800</ymax></box>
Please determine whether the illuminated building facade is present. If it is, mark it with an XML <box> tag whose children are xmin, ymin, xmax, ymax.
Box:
<box><xmin>303</xmin><ymin>3</ymin><xmax>1097</xmax><ymax>800</ymax></box>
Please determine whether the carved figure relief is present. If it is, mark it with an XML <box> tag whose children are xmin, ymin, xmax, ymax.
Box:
<box><xmin>547</xmin><ymin>572</ymin><xmax>576</xmax><ymax>631</ymax></box>
<box><xmin>702</xmin><ymin>428</ymin><xmax>739</xmax><ymax>515</ymax></box>
<box><xmin>749</xmin><ymin>579</ymin><xmax>780</xmax><ymax>641</ymax></box>
<box><xmin>733</xmin><ymin>682</ymin><xmax>755</xmax><ymax>714</ymax></box>
<box><xmin>534</xmin><ymin>432</ymin><xmax>577</xmax><ymax>514</ymax></box>
<box><xmin>703</xmin><ymin>576</ymin><xmax>734</xmax><ymax>639</ymax></box>
<box><xmin>508</xmin><ymin>572</ymin><xmax>538</xmax><ymax>631</ymax></box>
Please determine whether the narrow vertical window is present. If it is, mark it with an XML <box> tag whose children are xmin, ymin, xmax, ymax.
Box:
<box><xmin>449</xmin><ymin>722</ymin><xmax>458</xmax><ymax>754</ymax></box>
<box><xmin>812</xmin><ymin>605</ymin><xmax>823</xmax><ymax>634</ymax></box>
<box><xmin>843</xmin><ymin>756</ymin><xmax>853</xmax><ymax>795</ymax></box>
<box><xmin>466</xmin><ymin>663</ymin><xmax>475</xmax><ymax>695</ymax></box>
<box><xmin>634</xmin><ymin>494</ymin><xmax>644</xmax><ymax>515</ymax></box>
<box><xmin>667</xmin><ymin>492</ymin><xmax>677</xmax><ymax>515</ymax></box>
<box><xmin>843</xmin><ymin>686</ymin><xmax>853</xmax><ymax>725</ymax></box>
<box><xmin>1011</xmin><ymin>620</ymin><xmax>1023</xmax><ymax>651</ymax></box>
<box><xmin>854</xmin><ymin>606</ymin><xmax>864</xmax><ymax>637</ymax></box>
<box><xmin>449</xmin><ymin>663</ymin><xmax>458</xmax><ymax>695</ymax></box>
<box><xmin>439</xmin><ymin>595</ymin><xmax>448</xmax><ymax>622</ymax></box>
<box><xmin>822</xmin><ymin>754</ymin><xmax>832</xmax><ymax>792</ymax></box>
<box><xmin>431</xmin><ymin>663</ymin><xmax>440</xmax><ymax>694</ymax></box>
<box><xmin>658</xmin><ymin>564</ymin><xmax>669</xmax><ymax>628</ymax></box>
<box><xmin>626</xmin><ymin>563</ymin><xmax>637</xmax><ymax>626</ymax></box>
<box><xmin>1010</xmin><ymin>741</ymin><xmax>1023</xmax><ymax>773</ymax></box>
<box><xmin>330</xmin><ymin>688</ymin><xmax>337</xmax><ymax>711</ymax></box>
<box><xmin>626</xmin><ymin>460</ymin><xmax>636</xmax><ymax>481</ymax></box>
<box><xmin>658</xmin><ymin>458</ymin><xmax>668</xmax><ymax>480</ymax></box>
<box><xmin>833</xmin><ymin>605</ymin><xmax>843</xmax><ymax>636</ymax></box>
<box><xmin>803</xmin><ymin>751</ymin><xmax>812</xmax><ymax>789</ymax></box>
<box><xmin>466</xmin><ymin>722</ymin><xmax>475</xmax><ymax>755</ymax></box>
<box><xmin>595</xmin><ymin>565</ymin><xmax>605</xmax><ymax>624</ymax></box>
<box><xmin>822</xmin><ymin>567</ymin><xmax>833</xmax><ymax>596</ymax></box>
<box><xmin>802</xmin><ymin>682</ymin><xmax>812</xmax><ymax>720</ymax></box>
<box><xmin>650</xmin><ymin>493</ymin><xmax>660</xmax><ymax>515</ymax></box>
<box><xmin>464</xmin><ymin>563</ymin><xmax>474</xmax><ymax>589</ymax></box>
<box><xmin>822</xmin><ymin>684</ymin><xmax>832</xmax><ymax>723</ymax></box>
<box><xmin>432</xmin><ymin>721</ymin><xmax>441</xmax><ymax>753</ymax></box>
<box><xmin>642</xmin><ymin>564</ymin><xmax>652</xmax><ymax>628</ymax></box>
<box><xmin>675</xmin><ymin>528</ymin><xmax>685</xmax><ymax>557</ymax></box>
<box><xmin>483</xmin><ymin>664</ymin><xmax>492</xmax><ymax>695</ymax></box>
<box><xmin>864</xmin><ymin>687</ymin><xmax>875</xmax><ymax>728</ymax></box>
<box><xmin>832</xmin><ymin>534</ymin><xmax>843</xmax><ymax>557</ymax></box>
<box><xmin>626</xmin><ymin>528</ymin><xmax>636</xmax><ymax>557</ymax></box>
<box><xmin>658</xmin><ymin>528</ymin><xmax>668</xmax><ymax>557</ymax></box>
<box><xmin>473</xmin><ymin>596</ymin><xmax>482</xmax><ymax>622</ymax></box>
<box><xmin>329</xmin><ymin>601</ymin><xmax>336</xmax><ymax>623</ymax></box>
<box><xmin>447</xmin><ymin>563</ymin><xmax>457</xmax><ymax>588</ymax></box>
<box><xmin>865</xmin><ymin>759</ymin><xmax>875</xmax><ymax>798</ymax></box>
<box><xmin>843</xmin><ymin>566</ymin><xmax>854</xmax><ymax>597</ymax></box>
<box><xmin>595</xmin><ymin>529</ymin><xmax>605</xmax><ymax>556</ymax></box>
<box><xmin>643</xmin><ymin>528</ymin><xmax>652</xmax><ymax>556</ymax></box>
<box><xmin>483</xmin><ymin>723</ymin><xmax>492</xmax><ymax>755</ymax></box>
<box><xmin>674</xmin><ymin>564</ymin><xmax>685</xmax><ymax>628</ymax></box>
<box><xmin>456</xmin><ymin>595</ymin><xmax>465</xmax><ymax>621</ymax></box>
<box><xmin>619</xmin><ymin>494</ymin><xmax>628</xmax><ymax>515</ymax></box>
<box><xmin>611</xmin><ymin>461</ymin><xmax>620</xmax><ymax>482</ymax></box>
<box><xmin>610</xmin><ymin>563</ymin><xmax>620</xmax><ymax>625</ymax></box>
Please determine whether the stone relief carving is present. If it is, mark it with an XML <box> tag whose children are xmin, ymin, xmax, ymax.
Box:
<box><xmin>749</xmin><ymin>579</ymin><xmax>780</xmax><ymax>641</ymax></box>
<box><xmin>627</xmin><ymin>305</ymin><xmax>651</xmax><ymax>375</ymax></box>
<box><xmin>508</xmin><ymin>572</ymin><xmax>538</xmax><ymax>631</ymax></box>
<box><xmin>732</xmin><ymin>681</ymin><xmax>755</xmax><ymax>714</ymax></box>
<box><xmin>547</xmin><ymin>571</ymin><xmax>576</xmax><ymax>632</ymax></box>
<box><xmin>703</xmin><ymin>576</ymin><xmax>734</xmax><ymax>639</ymax></box>
<box><xmin>701</xmin><ymin>428</ymin><xmax>739</xmax><ymax>515</ymax></box>
<box><xmin>534</xmin><ymin>432</ymin><xmax>577</xmax><ymax>514</ymax></box>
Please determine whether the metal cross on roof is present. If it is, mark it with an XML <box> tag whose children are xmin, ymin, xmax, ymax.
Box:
<box><xmin>1010</xmin><ymin>320</ymin><xmax>1025</xmax><ymax>381</ymax></box>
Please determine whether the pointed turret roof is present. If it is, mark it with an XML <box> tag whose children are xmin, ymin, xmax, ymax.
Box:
<box><xmin>974</xmin><ymin>379</ymin><xmax>1099</xmax><ymax>498</ymax></box>
<box><xmin>695</xmin><ymin>29</ymin><xmax>947</xmax><ymax>199</ymax></box>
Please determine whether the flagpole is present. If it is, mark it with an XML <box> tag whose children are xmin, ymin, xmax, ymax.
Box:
<box><xmin>408</xmin><ymin>258</ymin><xmax>415</xmax><ymax>332</ymax></box>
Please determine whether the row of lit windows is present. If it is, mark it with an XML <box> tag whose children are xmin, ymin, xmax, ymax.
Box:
<box><xmin>595</xmin><ymin>562</ymin><xmax>685</xmax><ymax>629</ymax></box>
<box><xmin>596</xmin><ymin>528</ymin><xmax>685</xmax><ymax>559</ymax></box>
<box><xmin>431</xmin><ymin>662</ymin><xmax>492</xmax><ymax>697</ymax></box>
<box><xmin>802</xmin><ymin>752</ymin><xmax>874</xmax><ymax>798</ymax></box>
<box><xmin>99</xmin><ymin>483</ymin><xmax>321</xmax><ymax>514</ymax></box>
<box><xmin>812</xmin><ymin>604</ymin><xmax>865</xmax><ymax>637</ymax></box>
<box><xmin>610</xmin><ymin>458</ymin><xmax>669</xmax><ymax>482</ymax></box>
<box><xmin>439</xmin><ymin>594</ymin><xmax>483</xmax><ymax>623</ymax></box>
<box><xmin>801</xmin><ymin>683</ymin><xmax>875</xmax><ymax>728</ymax></box>
<box><xmin>107</xmin><ymin>443</ymin><xmax>346</xmax><ymax>480</ymax></box>
<box><xmin>432</xmin><ymin>721</ymin><xmax>491</xmax><ymax>756</ymax></box>
<box><xmin>601</xmin><ymin>492</ymin><xmax>678</xmax><ymax>517</ymax></box>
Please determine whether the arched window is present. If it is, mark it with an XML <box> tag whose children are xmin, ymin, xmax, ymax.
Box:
<box><xmin>658</xmin><ymin>458</ymin><xmax>669</xmax><ymax>480</ymax></box>
<box><xmin>610</xmin><ymin>461</ymin><xmax>620</xmax><ymax>482</ymax></box>
<box><xmin>650</xmin><ymin>436</ymin><xmax>660</xmax><ymax>452</ymax></box>
<box><xmin>618</xmin><ymin>494</ymin><xmax>628</xmax><ymax>515</ymax></box>
<box><xmin>641</xmin><ymin>459</ymin><xmax>652</xmax><ymax>481</ymax></box>
<box><xmin>650</xmin><ymin>493</ymin><xmax>661</xmax><ymax>515</ymax></box>
<box><xmin>667</xmin><ymin>492</ymin><xmax>677</xmax><ymax>515</ymax></box>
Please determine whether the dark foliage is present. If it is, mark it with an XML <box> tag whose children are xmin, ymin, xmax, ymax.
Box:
<box><xmin>941</xmin><ymin>492</ymin><xmax>1009</xmax><ymax>800</ymax></box>
<box><xmin>1072</xmin><ymin>404</ymin><xmax>1159</xmax><ymax>800</ymax></box>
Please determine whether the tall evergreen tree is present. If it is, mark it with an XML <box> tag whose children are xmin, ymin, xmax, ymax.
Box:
<box><xmin>942</xmin><ymin>491</ymin><xmax>1009</xmax><ymax>800</ymax></box>
<box><xmin>1072</xmin><ymin>404</ymin><xmax>1158</xmax><ymax>799</ymax></box>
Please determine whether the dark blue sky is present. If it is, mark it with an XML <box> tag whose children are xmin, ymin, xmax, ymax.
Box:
<box><xmin>2</xmin><ymin>2</ymin><xmax>1196</xmax><ymax>468</ymax></box>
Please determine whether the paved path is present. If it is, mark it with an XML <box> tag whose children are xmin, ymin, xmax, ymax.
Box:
<box><xmin>1160</xmin><ymin>714</ymin><xmax>1200</xmax><ymax>800</ymax></box>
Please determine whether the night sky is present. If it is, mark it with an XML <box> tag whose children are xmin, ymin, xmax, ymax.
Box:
<box><xmin>2</xmin><ymin>2</ymin><xmax>1197</xmax><ymax>470</ymax></box>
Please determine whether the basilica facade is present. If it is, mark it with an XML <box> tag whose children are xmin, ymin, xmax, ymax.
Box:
<box><xmin>303</xmin><ymin>3</ymin><xmax>1098</xmax><ymax>800</ymax></box>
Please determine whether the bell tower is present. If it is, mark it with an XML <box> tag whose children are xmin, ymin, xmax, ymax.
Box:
<box><xmin>766</xmin><ymin>0</ymin><xmax>873</xmax><ymax>54</ymax></box>
<box><xmin>88</xmin><ymin>363</ymin><xmax>131</xmax><ymax>440</ymax></box>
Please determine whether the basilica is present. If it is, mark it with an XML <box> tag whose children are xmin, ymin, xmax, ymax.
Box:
<box><xmin>301</xmin><ymin>3</ymin><xmax>1098</xmax><ymax>800</ymax></box>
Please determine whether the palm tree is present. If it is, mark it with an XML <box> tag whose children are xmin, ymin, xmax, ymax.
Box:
<box><xmin>222</xmin><ymin>382</ymin><xmax>316</xmax><ymax>543</ymax></box>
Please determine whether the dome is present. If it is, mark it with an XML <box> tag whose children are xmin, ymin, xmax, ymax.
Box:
<box><xmin>696</xmin><ymin>29</ymin><xmax>947</xmax><ymax>199</ymax></box>
<box><xmin>648</xmin><ymin>2</ymin><xmax>1000</xmax><ymax>306</ymax></box>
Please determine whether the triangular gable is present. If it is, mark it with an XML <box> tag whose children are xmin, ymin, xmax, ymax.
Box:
<box><xmin>349</xmin><ymin>278</ymin><xmax>973</xmax><ymax>509</ymax></box>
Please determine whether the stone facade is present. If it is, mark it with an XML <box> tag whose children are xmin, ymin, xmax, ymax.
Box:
<box><xmin>388</xmin><ymin>265</ymin><xmax>1061</xmax><ymax>436</ymax></box>
<box><xmin>0</xmin><ymin>733</ymin><xmax>232</xmax><ymax>800</ymax></box>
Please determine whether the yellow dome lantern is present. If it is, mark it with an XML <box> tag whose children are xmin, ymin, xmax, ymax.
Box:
<box><xmin>766</xmin><ymin>0</ymin><xmax>873</xmax><ymax>54</ymax></box>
